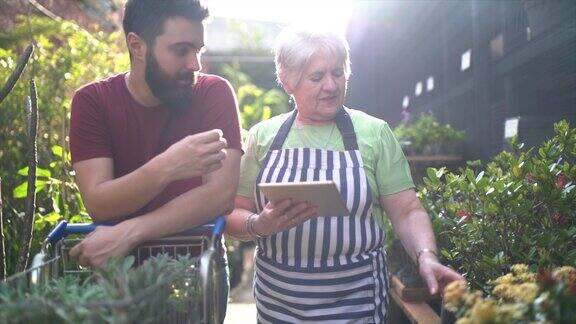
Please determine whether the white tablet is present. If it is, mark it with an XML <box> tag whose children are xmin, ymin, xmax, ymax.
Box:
<box><xmin>258</xmin><ymin>181</ymin><xmax>350</xmax><ymax>216</ymax></box>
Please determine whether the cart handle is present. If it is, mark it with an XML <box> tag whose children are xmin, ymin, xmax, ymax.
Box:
<box><xmin>212</xmin><ymin>215</ymin><xmax>225</xmax><ymax>237</ymax></box>
<box><xmin>47</xmin><ymin>215</ymin><xmax>226</xmax><ymax>245</ymax></box>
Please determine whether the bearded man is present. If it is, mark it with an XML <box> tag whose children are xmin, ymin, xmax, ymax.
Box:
<box><xmin>68</xmin><ymin>0</ymin><xmax>242</xmax><ymax>279</ymax></box>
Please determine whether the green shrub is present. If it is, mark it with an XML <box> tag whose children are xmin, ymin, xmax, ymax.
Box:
<box><xmin>394</xmin><ymin>113</ymin><xmax>465</xmax><ymax>155</ymax></box>
<box><xmin>420</xmin><ymin>120</ymin><xmax>576</xmax><ymax>292</ymax></box>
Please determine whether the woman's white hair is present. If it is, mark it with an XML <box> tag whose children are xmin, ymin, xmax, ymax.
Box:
<box><xmin>274</xmin><ymin>25</ymin><xmax>351</xmax><ymax>92</ymax></box>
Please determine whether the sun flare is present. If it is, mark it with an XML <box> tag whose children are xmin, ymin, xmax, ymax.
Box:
<box><xmin>206</xmin><ymin>0</ymin><xmax>355</xmax><ymax>34</ymax></box>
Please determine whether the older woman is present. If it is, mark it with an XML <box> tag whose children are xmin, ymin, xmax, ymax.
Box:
<box><xmin>226</xmin><ymin>26</ymin><xmax>463</xmax><ymax>323</ymax></box>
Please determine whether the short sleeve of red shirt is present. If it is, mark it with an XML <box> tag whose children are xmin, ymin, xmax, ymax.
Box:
<box><xmin>70</xmin><ymin>84</ymin><xmax>113</xmax><ymax>163</ymax></box>
<box><xmin>198</xmin><ymin>77</ymin><xmax>242</xmax><ymax>152</ymax></box>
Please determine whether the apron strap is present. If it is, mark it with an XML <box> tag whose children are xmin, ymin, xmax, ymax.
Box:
<box><xmin>269</xmin><ymin>109</ymin><xmax>298</xmax><ymax>151</ymax></box>
<box><xmin>269</xmin><ymin>108</ymin><xmax>359</xmax><ymax>151</ymax></box>
<box><xmin>334</xmin><ymin>109</ymin><xmax>359</xmax><ymax>150</ymax></box>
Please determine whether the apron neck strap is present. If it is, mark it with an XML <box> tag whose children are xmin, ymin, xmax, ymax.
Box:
<box><xmin>334</xmin><ymin>109</ymin><xmax>359</xmax><ymax>150</ymax></box>
<box><xmin>269</xmin><ymin>108</ymin><xmax>359</xmax><ymax>151</ymax></box>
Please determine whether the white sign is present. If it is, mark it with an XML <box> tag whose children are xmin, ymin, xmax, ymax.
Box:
<box><xmin>505</xmin><ymin>117</ymin><xmax>519</xmax><ymax>139</ymax></box>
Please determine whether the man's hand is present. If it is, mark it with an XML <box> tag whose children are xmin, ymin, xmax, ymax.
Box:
<box><xmin>69</xmin><ymin>221</ymin><xmax>139</xmax><ymax>268</ymax></box>
<box><xmin>418</xmin><ymin>254</ymin><xmax>465</xmax><ymax>295</ymax></box>
<box><xmin>154</xmin><ymin>129</ymin><xmax>228</xmax><ymax>182</ymax></box>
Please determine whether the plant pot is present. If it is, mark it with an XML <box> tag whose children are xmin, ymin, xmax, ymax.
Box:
<box><xmin>391</xmin><ymin>274</ymin><xmax>437</xmax><ymax>302</ymax></box>
<box><xmin>388</xmin><ymin>239</ymin><xmax>438</xmax><ymax>302</ymax></box>
<box><xmin>440</xmin><ymin>303</ymin><xmax>456</xmax><ymax>324</ymax></box>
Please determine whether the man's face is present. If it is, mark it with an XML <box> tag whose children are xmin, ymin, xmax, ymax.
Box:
<box><xmin>145</xmin><ymin>17</ymin><xmax>205</xmax><ymax>109</ymax></box>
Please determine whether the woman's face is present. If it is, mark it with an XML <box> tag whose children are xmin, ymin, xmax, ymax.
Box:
<box><xmin>290</xmin><ymin>51</ymin><xmax>347</xmax><ymax>124</ymax></box>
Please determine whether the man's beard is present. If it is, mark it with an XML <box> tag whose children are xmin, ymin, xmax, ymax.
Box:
<box><xmin>145</xmin><ymin>51</ymin><xmax>197</xmax><ymax>110</ymax></box>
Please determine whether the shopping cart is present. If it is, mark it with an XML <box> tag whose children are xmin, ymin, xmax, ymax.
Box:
<box><xmin>1</xmin><ymin>216</ymin><xmax>227</xmax><ymax>324</ymax></box>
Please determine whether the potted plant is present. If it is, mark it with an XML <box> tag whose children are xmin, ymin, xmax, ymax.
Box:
<box><xmin>393</xmin><ymin>113</ymin><xmax>466</xmax><ymax>156</ymax></box>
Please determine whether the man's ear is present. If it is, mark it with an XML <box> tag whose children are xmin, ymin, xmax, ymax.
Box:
<box><xmin>126</xmin><ymin>32</ymin><xmax>147</xmax><ymax>62</ymax></box>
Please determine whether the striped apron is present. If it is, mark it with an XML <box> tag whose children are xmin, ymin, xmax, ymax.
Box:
<box><xmin>253</xmin><ymin>109</ymin><xmax>389</xmax><ymax>323</ymax></box>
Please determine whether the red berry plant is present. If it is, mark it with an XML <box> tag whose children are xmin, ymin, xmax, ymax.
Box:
<box><xmin>419</xmin><ymin>120</ymin><xmax>576</xmax><ymax>293</ymax></box>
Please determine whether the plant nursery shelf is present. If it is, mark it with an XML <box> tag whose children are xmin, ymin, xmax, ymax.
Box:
<box><xmin>389</xmin><ymin>274</ymin><xmax>441</xmax><ymax>324</ymax></box>
<box><xmin>390</xmin><ymin>289</ymin><xmax>440</xmax><ymax>324</ymax></box>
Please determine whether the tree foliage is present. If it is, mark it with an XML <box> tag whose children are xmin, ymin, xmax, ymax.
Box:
<box><xmin>0</xmin><ymin>16</ymin><xmax>129</xmax><ymax>274</ymax></box>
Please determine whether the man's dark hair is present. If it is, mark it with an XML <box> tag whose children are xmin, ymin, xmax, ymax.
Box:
<box><xmin>123</xmin><ymin>0</ymin><xmax>209</xmax><ymax>45</ymax></box>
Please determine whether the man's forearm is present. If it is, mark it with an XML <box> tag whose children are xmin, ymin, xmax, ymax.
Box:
<box><xmin>119</xmin><ymin>150</ymin><xmax>241</xmax><ymax>243</ymax></box>
<box><xmin>74</xmin><ymin>157</ymin><xmax>172</xmax><ymax>222</ymax></box>
<box><xmin>123</xmin><ymin>180</ymin><xmax>235</xmax><ymax>243</ymax></box>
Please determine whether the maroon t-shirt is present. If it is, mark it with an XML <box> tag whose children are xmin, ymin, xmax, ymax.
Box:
<box><xmin>70</xmin><ymin>73</ymin><xmax>242</xmax><ymax>220</ymax></box>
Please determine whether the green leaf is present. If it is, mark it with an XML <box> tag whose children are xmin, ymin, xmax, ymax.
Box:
<box><xmin>12</xmin><ymin>180</ymin><xmax>47</xmax><ymax>198</ymax></box>
<box><xmin>435</xmin><ymin>167</ymin><xmax>446</xmax><ymax>179</ymax></box>
<box><xmin>52</xmin><ymin>192</ymin><xmax>61</xmax><ymax>213</ymax></box>
<box><xmin>475</xmin><ymin>171</ymin><xmax>485</xmax><ymax>183</ymax></box>
<box><xmin>465</xmin><ymin>169</ymin><xmax>476</xmax><ymax>183</ymax></box>
<box><xmin>75</xmin><ymin>193</ymin><xmax>87</xmax><ymax>213</ymax></box>
<box><xmin>427</xmin><ymin>167</ymin><xmax>438</xmax><ymax>180</ymax></box>
<box><xmin>52</xmin><ymin>145</ymin><xmax>63</xmax><ymax>157</ymax></box>
<box><xmin>486</xmin><ymin>187</ymin><xmax>495</xmax><ymax>195</ymax></box>
<box><xmin>17</xmin><ymin>166</ymin><xmax>51</xmax><ymax>178</ymax></box>
<box><xmin>122</xmin><ymin>255</ymin><xmax>135</xmax><ymax>272</ymax></box>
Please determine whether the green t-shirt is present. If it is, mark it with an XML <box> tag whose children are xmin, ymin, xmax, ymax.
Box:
<box><xmin>237</xmin><ymin>108</ymin><xmax>415</xmax><ymax>228</ymax></box>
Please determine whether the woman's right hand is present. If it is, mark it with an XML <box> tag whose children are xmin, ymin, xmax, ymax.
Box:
<box><xmin>253</xmin><ymin>199</ymin><xmax>318</xmax><ymax>236</ymax></box>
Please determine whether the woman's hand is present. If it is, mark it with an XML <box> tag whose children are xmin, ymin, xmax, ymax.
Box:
<box><xmin>418</xmin><ymin>254</ymin><xmax>465</xmax><ymax>295</ymax></box>
<box><xmin>253</xmin><ymin>199</ymin><xmax>318</xmax><ymax>236</ymax></box>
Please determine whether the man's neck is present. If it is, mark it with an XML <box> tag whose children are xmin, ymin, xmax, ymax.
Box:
<box><xmin>125</xmin><ymin>70</ymin><xmax>162</xmax><ymax>107</ymax></box>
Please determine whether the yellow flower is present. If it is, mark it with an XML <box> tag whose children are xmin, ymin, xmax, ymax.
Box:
<box><xmin>444</xmin><ymin>280</ymin><xmax>468</xmax><ymax>311</ymax></box>
<box><xmin>455</xmin><ymin>318</ymin><xmax>473</xmax><ymax>324</ymax></box>
<box><xmin>494</xmin><ymin>282</ymin><xmax>539</xmax><ymax>303</ymax></box>
<box><xmin>553</xmin><ymin>266</ymin><xmax>576</xmax><ymax>281</ymax></box>
<box><xmin>510</xmin><ymin>264</ymin><xmax>529</xmax><ymax>275</ymax></box>
<box><xmin>516</xmin><ymin>283</ymin><xmax>539</xmax><ymax>303</ymax></box>
<box><xmin>471</xmin><ymin>299</ymin><xmax>497</xmax><ymax>324</ymax></box>
<box><xmin>516</xmin><ymin>272</ymin><xmax>536</xmax><ymax>283</ymax></box>
<box><xmin>493</xmin><ymin>273</ymin><xmax>514</xmax><ymax>285</ymax></box>
<box><xmin>492</xmin><ymin>283</ymin><xmax>511</xmax><ymax>300</ymax></box>
<box><xmin>496</xmin><ymin>304</ymin><xmax>526</xmax><ymax>321</ymax></box>
<box><xmin>463</xmin><ymin>291</ymin><xmax>483</xmax><ymax>308</ymax></box>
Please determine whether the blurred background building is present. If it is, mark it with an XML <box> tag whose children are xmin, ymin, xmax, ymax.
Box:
<box><xmin>346</xmin><ymin>0</ymin><xmax>576</xmax><ymax>161</ymax></box>
<box><xmin>2</xmin><ymin>0</ymin><xmax>574</xmax><ymax>162</ymax></box>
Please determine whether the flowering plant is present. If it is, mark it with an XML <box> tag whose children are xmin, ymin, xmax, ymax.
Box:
<box><xmin>444</xmin><ymin>265</ymin><xmax>576</xmax><ymax>323</ymax></box>
<box><xmin>420</xmin><ymin>120</ymin><xmax>576</xmax><ymax>292</ymax></box>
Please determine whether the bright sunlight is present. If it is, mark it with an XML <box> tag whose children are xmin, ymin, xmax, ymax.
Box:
<box><xmin>206</xmin><ymin>0</ymin><xmax>356</xmax><ymax>34</ymax></box>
